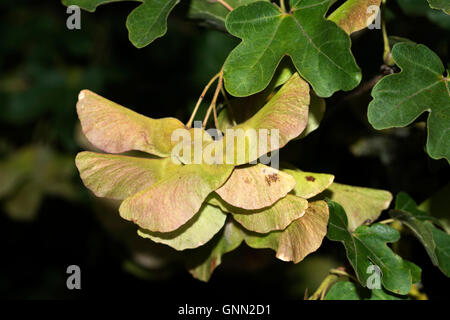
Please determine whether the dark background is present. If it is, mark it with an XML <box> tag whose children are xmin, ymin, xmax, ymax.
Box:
<box><xmin>0</xmin><ymin>0</ymin><xmax>449</xmax><ymax>300</ymax></box>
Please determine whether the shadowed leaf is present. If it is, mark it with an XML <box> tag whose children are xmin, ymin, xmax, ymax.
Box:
<box><xmin>119</xmin><ymin>164</ymin><xmax>233</xmax><ymax>232</ymax></box>
<box><xmin>216</xmin><ymin>164</ymin><xmax>296</xmax><ymax>210</ymax></box>
<box><xmin>427</xmin><ymin>0</ymin><xmax>450</xmax><ymax>14</ymax></box>
<box><xmin>419</xmin><ymin>183</ymin><xmax>450</xmax><ymax>233</ymax></box>
<box><xmin>126</xmin><ymin>0</ymin><xmax>180</xmax><ymax>48</ymax></box>
<box><xmin>137</xmin><ymin>204</ymin><xmax>227</xmax><ymax>251</ymax></box>
<box><xmin>324</xmin><ymin>281</ymin><xmax>406</xmax><ymax>300</ymax></box>
<box><xmin>77</xmin><ymin>90</ymin><xmax>184</xmax><ymax>157</ymax></box>
<box><xmin>327</xmin><ymin>200</ymin><xmax>420</xmax><ymax>295</ymax></box>
<box><xmin>429</xmin><ymin>222</ymin><xmax>450</xmax><ymax>277</ymax></box>
<box><xmin>62</xmin><ymin>0</ymin><xmax>180</xmax><ymax>48</ymax></box>
<box><xmin>391</xmin><ymin>192</ymin><xmax>450</xmax><ymax>277</ymax></box>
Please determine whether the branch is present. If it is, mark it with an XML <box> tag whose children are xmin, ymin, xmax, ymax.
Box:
<box><xmin>216</xmin><ymin>0</ymin><xmax>233</xmax><ymax>11</ymax></box>
<box><xmin>187</xmin><ymin>72</ymin><xmax>221</xmax><ymax>128</ymax></box>
<box><xmin>203</xmin><ymin>70</ymin><xmax>224</xmax><ymax>128</ymax></box>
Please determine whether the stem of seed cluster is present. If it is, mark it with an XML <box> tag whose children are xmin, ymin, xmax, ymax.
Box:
<box><xmin>186</xmin><ymin>72</ymin><xmax>221</xmax><ymax>128</ymax></box>
<box><xmin>216</xmin><ymin>0</ymin><xmax>233</xmax><ymax>11</ymax></box>
<box><xmin>307</xmin><ymin>274</ymin><xmax>338</xmax><ymax>300</ymax></box>
<box><xmin>330</xmin><ymin>268</ymin><xmax>358</xmax><ymax>282</ymax></box>
<box><xmin>279</xmin><ymin>0</ymin><xmax>286</xmax><ymax>12</ymax></box>
<box><xmin>381</xmin><ymin>0</ymin><xmax>393</xmax><ymax>66</ymax></box>
<box><xmin>307</xmin><ymin>267</ymin><xmax>358</xmax><ymax>300</ymax></box>
<box><xmin>203</xmin><ymin>70</ymin><xmax>223</xmax><ymax>128</ymax></box>
<box><xmin>221</xmin><ymin>86</ymin><xmax>237</xmax><ymax>126</ymax></box>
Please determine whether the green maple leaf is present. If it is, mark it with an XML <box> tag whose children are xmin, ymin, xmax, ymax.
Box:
<box><xmin>327</xmin><ymin>200</ymin><xmax>421</xmax><ymax>295</ymax></box>
<box><xmin>324</xmin><ymin>281</ymin><xmax>407</xmax><ymax>300</ymax></box>
<box><xmin>427</xmin><ymin>0</ymin><xmax>450</xmax><ymax>14</ymax></box>
<box><xmin>62</xmin><ymin>0</ymin><xmax>180</xmax><ymax>48</ymax></box>
<box><xmin>368</xmin><ymin>43</ymin><xmax>450</xmax><ymax>162</ymax></box>
<box><xmin>222</xmin><ymin>0</ymin><xmax>361</xmax><ymax>97</ymax></box>
<box><xmin>391</xmin><ymin>192</ymin><xmax>450</xmax><ymax>277</ymax></box>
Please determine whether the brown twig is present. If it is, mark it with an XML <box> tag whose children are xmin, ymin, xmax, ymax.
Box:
<box><xmin>186</xmin><ymin>72</ymin><xmax>221</xmax><ymax>128</ymax></box>
<box><xmin>216</xmin><ymin>0</ymin><xmax>233</xmax><ymax>11</ymax></box>
<box><xmin>220</xmin><ymin>86</ymin><xmax>237</xmax><ymax>126</ymax></box>
<box><xmin>203</xmin><ymin>70</ymin><xmax>224</xmax><ymax>128</ymax></box>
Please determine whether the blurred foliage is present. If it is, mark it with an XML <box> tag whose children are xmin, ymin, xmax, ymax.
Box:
<box><xmin>0</xmin><ymin>0</ymin><xmax>448</xmax><ymax>299</ymax></box>
<box><xmin>0</xmin><ymin>144</ymin><xmax>78</xmax><ymax>221</ymax></box>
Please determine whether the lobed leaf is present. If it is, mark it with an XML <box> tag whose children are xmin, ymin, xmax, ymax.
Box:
<box><xmin>391</xmin><ymin>192</ymin><xmax>450</xmax><ymax>276</ymax></box>
<box><xmin>77</xmin><ymin>90</ymin><xmax>184</xmax><ymax>157</ymax></box>
<box><xmin>324</xmin><ymin>281</ymin><xmax>406</xmax><ymax>300</ymax></box>
<box><xmin>429</xmin><ymin>223</ymin><xmax>450</xmax><ymax>277</ymax></box>
<box><xmin>137</xmin><ymin>203</ymin><xmax>227</xmax><ymax>251</ymax></box>
<box><xmin>119</xmin><ymin>163</ymin><xmax>233</xmax><ymax>232</ymax></box>
<box><xmin>223</xmin><ymin>0</ymin><xmax>361</xmax><ymax>97</ymax></box>
<box><xmin>62</xmin><ymin>0</ymin><xmax>180</xmax><ymax>48</ymax></box>
<box><xmin>418</xmin><ymin>183</ymin><xmax>450</xmax><ymax>233</ymax></box>
<box><xmin>327</xmin><ymin>200</ymin><xmax>421</xmax><ymax>295</ymax></box>
<box><xmin>427</xmin><ymin>0</ymin><xmax>450</xmax><ymax>14</ymax></box>
<box><xmin>368</xmin><ymin>43</ymin><xmax>450</xmax><ymax>162</ymax></box>
<box><xmin>126</xmin><ymin>0</ymin><xmax>180</xmax><ymax>48</ymax></box>
<box><xmin>243</xmin><ymin>200</ymin><xmax>329</xmax><ymax>263</ymax></box>
<box><xmin>216</xmin><ymin>164</ymin><xmax>296</xmax><ymax>210</ymax></box>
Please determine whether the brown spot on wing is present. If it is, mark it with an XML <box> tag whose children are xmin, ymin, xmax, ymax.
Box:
<box><xmin>210</xmin><ymin>257</ymin><xmax>217</xmax><ymax>271</ymax></box>
<box><xmin>305</xmin><ymin>176</ymin><xmax>316</xmax><ymax>182</ymax></box>
<box><xmin>265</xmin><ymin>173</ymin><xmax>280</xmax><ymax>186</ymax></box>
